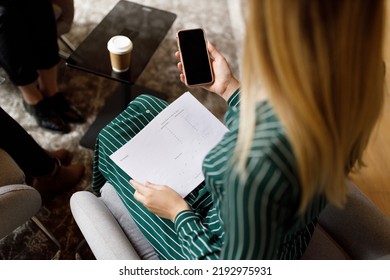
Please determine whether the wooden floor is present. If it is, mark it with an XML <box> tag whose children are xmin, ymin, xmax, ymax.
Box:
<box><xmin>348</xmin><ymin>0</ymin><xmax>390</xmax><ymax>218</ymax></box>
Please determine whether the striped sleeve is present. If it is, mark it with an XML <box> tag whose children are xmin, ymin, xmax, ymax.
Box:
<box><xmin>227</xmin><ymin>88</ymin><xmax>240</xmax><ymax>108</ymax></box>
<box><xmin>174</xmin><ymin>209</ymin><xmax>221</xmax><ymax>260</ymax></box>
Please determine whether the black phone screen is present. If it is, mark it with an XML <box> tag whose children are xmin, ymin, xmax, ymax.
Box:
<box><xmin>177</xmin><ymin>29</ymin><xmax>213</xmax><ymax>86</ymax></box>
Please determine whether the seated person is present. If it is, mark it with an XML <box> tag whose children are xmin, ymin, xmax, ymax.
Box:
<box><xmin>91</xmin><ymin>0</ymin><xmax>385</xmax><ymax>259</ymax></box>
<box><xmin>0</xmin><ymin>0</ymin><xmax>83</xmax><ymax>133</ymax></box>
<box><xmin>0</xmin><ymin>105</ymin><xmax>84</xmax><ymax>195</ymax></box>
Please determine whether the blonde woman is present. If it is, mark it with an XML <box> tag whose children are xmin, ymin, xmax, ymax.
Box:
<box><xmin>92</xmin><ymin>0</ymin><xmax>385</xmax><ymax>259</ymax></box>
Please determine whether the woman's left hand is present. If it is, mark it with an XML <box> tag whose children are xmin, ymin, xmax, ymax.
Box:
<box><xmin>131</xmin><ymin>180</ymin><xmax>191</xmax><ymax>222</ymax></box>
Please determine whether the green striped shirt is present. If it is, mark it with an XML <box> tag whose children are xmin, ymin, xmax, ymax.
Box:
<box><xmin>92</xmin><ymin>89</ymin><xmax>326</xmax><ymax>260</ymax></box>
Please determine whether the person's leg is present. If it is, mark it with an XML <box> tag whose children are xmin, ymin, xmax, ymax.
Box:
<box><xmin>30</xmin><ymin>0</ymin><xmax>84</xmax><ymax>124</ymax></box>
<box><xmin>0</xmin><ymin>0</ymin><xmax>60</xmax><ymax>93</ymax></box>
<box><xmin>37</xmin><ymin>63</ymin><xmax>85</xmax><ymax>124</ymax></box>
<box><xmin>0</xmin><ymin>0</ymin><xmax>71</xmax><ymax>132</ymax></box>
<box><xmin>32</xmin><ymin>0</ymin><xmax>60</xmax><ymax>99</ymax></box>
<box><xmin>14</xmin><ymin>0</ymin><xmax>60</xmax><ymax>99</ymax></box>
<box><xmin>18</xmin><ymin>83</ymin><xmax>44</xmax><ymax>105</ymax></box>
<box><xmin>28</xmin><ymin>0</ymin><xmax>60</xmax><ymax>80</ymax></box>
<box><xmin>37</xmin><ymin>66</ymin><xmax>59</xmax><ymax>98</ymax></box>
<box><xmin>0</xmin><ymin>0</ymin><xmax>40</xmax><ymax>87</ymax></box>
<box><xmin>93</xmin><ymin>95</ymin><xmax>190</xmax><ymax>260</ymax></box>
<box><xmin>0</xmin><ymin>106</ymin><xmax>85</xmax><ymax>194</ymax></box>
<box><xmin>0</xmin><ymin>106</ymin><xmax>54</xmax><ymax>176</ymax></box>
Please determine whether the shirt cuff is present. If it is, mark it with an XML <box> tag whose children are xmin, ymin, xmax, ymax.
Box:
<box><xmin>227</xmin><ymin>88</ymin><xmax>240</xmax><ymax>108</ymax></box>
<box><xmin>174</xmin><ymin>210</ymin><xmax>199</xmax><ymax>231</ymax></box>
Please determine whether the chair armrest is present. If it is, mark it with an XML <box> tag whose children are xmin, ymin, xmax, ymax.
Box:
<box><xmin>0</xmin><ymin>149</ymin><xmax>25</xmax><ymax>186</ymax></box>
<box><xmin>318</xmin><ymin>181</ymin><xmax>390</xmax><ymax>259</ymax></box>
<box><xmin>99</xmin><ymin>183</ymin><xmax>158</xmax><ymax>260</ymax></box>
<box><xmin>70</xmin><ymin>191</ymin><xmax>141</xmax><ymax>260</ymax></box>
<box><xmin>301</xmin><ymin>224</ymin><xmax>350</xmax><ymax>259</ymax></box>
<box><xmin>0</xmin><ymin>184</ymin><xmax>41</xmax><ymax>239</ymax></box>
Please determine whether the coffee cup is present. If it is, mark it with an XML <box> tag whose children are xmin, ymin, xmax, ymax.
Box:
<box><xmin>107</xmin><ymin>35</ymin><xmax>133</xmax><ymax>72</ymax></box>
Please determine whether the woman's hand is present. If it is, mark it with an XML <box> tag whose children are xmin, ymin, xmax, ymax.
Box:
<box><xmin>176</xmin><ymin>42</ymin><xmax>240</xmax><ymax>101</ymax></box>
<box><xmin>131</xmin><ymin>180</ymin><xmax>191</xmax><ymax>222</ymax></box>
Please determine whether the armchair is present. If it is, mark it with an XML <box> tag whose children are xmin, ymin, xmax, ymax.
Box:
<box><xmin>0</xmin><ymin>149</ymin><xmax>61</xmax><ymax>259</ymax></box>
<box><xmin>302</xmin><ymin>181</ymin><xmax>390</xmax><ymax>259</ymax></box>
<box><xmin>70</xmin><ymin>181</ymin><xmax>158</xmax><ymax>260</ymax></box>
<box><xmin>71</xmin><ymin>180</ymin><xmax>390</xmax><ymax>260</ymax></box>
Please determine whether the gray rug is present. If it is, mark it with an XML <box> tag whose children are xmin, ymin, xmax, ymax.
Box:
<box><xmin>0</xmin><ymin>0</ymin><xmax>242</xmax><ymax>259</ymax></box>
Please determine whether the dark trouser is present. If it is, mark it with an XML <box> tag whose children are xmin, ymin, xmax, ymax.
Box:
<box><xmin>0</xmin><ymin>0</ymin><xmax>60</xmax><ymax>86</ymax></box>
<box><xmin>0</xmin><ymin>106</ymin><xmax>55</xmax><ymax>176</ymax></box>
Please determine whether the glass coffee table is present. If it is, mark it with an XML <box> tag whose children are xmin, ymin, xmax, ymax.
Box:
<box><xmin>66</xmin><ymin>0</ymin><xmax>176</xmax><ymax>149</ymax></box>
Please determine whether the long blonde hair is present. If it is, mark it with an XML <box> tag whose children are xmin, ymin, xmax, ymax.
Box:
<box><xmin>237</xmin><ymin>0</ymin><xmax>385</xmax><ymax>212</ymax></box>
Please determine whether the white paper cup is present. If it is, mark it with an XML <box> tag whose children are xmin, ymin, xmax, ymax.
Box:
<box><xmin>107</xmin><ymin>35</ymin><xmax>133</xmax><ymax>72</ymax></box>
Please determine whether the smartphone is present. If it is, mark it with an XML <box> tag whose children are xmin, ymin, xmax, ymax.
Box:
<box><xmin>176</xmin><ymin>28</ymin><xmax>214</xmax><ymax>87</ymax></box>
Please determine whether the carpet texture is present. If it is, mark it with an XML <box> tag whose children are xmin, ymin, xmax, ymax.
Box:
<box><xmin>0</xmin><ymin>0</ymin><xmax>243</xmax><ymax>259</ymax></box>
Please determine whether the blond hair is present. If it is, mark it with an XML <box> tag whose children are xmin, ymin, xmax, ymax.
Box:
<box><xmin>237</xmin><ymin>0</ymin><xmax>385</xmax><ymax>212</ymax></box>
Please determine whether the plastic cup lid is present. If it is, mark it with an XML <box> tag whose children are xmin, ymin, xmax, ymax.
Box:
<box><xmin>107</xmin><ymin>35</ymin><xmax>133</xmax><ymax>54</ymax></box>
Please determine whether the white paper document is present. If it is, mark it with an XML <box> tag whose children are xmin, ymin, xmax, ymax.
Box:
<box><xmin>109</xmin><ymin>92</ymin><xmax>229</xmax><ymax>197</ymax></box>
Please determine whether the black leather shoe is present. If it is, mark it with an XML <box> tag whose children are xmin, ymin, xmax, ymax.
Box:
<box><xmin>48</xmin><ymin>92</ymin><xmax>85</xmax><ymax>123</ymax></box>
<box><xmin>23</xmin><ymin>99</ymin><xmax>71</xmax><ymax>133</ymax></box>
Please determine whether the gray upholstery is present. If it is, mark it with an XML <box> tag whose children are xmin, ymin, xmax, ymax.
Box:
<box><xmin>302</xmin><ymin>181</ymin><xmax>390</xmax><ymax>260</ymax></box>
<box><xmin>0</xmin><ymin>149</ymin><xmax>41</xmax><ymax>240</ymax></box>
<box><xmin>99</xmin><ymin>184</ymin><xmax>158</xmax><ymax>259</ymax></box>
<box><xmin>0</xmin><ymin>149</ymin><xmax>61</xmax><ymax>258</ymax></box>
<box><xmin>318</xmin><ymin>182</ymin><xmax>390</xmax><ymax>259</ymax></box>
<box><xmin>71</xmin><ymin>180</ymin><xmax>390</xmax><ymax>260</ymax></box>
<box><xmin>70</xmin><ymin>190</ymin><xmax>141</xmax><ymax>260</ymax></box>
<box><xmin>0</xmin><ymin>184</ymin><xmax>41</xmax><ymax>240</ymax></box>
<box><xmin>70</xmin><ymin>183</ymin><xmax>158</xmax><ymax>260</ymax></box>
<box><xmin>0</xmin><ymin>149</ymin><xmax>25</xmax><ymax>186</ymax></box>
